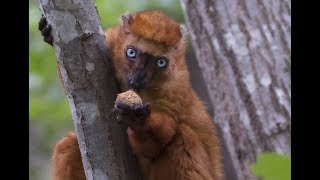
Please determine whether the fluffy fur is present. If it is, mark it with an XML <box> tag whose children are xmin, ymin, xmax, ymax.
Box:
<box><xmin>52</xmin><ymin>10</ymin><xmax>223</xmax><ymax>180</ymax></box>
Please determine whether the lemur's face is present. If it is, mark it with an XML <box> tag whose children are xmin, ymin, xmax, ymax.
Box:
<box><xmin>108</xmin><ymin>11</ymin><xmax>187</xmax><ymax>93</ymax></box>
<box><xmin>121</xmin><ymin>42</ymin><xmax>171</xmax><ymax>91</ymax></box>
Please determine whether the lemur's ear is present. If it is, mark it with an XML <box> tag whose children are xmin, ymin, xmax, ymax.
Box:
<box><xmin>121</xmin><ymin>11</ymin><xmax>133</xmax><ymax>32</ymax></box>
<box><xmin>179</xmin><ymin>24</ymin><xmax>188</xmax><ymax>37</ymax></box>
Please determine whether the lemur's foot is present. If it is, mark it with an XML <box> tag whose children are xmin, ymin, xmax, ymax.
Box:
<box><xmin>39</xmin><ymin>15</ymin><xmax>53</xmax><ymax>46</ymax></box>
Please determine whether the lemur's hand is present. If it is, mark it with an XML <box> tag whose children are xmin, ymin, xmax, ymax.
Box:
<box><xmin>39</xmin><ymin>15</ymin><xmax>53</xmax><ymax>46</ymax></box>
<box><xmin>113</xmin><ymin>102</ymin><xmax>151</xmax><ymax>131</ymax></box>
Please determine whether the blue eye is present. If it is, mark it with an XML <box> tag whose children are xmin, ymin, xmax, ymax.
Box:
<box><xmin>126</xmin><ymin>48</ymin><xmax>136</xmax><ymax>58</ymax></box>
<box><xmin>156</xmin><ymin>58</ymin><xmax>167</xmax><ymax>68</ymax></box>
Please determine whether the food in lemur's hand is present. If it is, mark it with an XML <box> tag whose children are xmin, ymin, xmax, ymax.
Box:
<box><xmin>115</xmin><ymin>89</ymin><xmax>142</xmax><ymax>108</ymax></box>
<box><xmin>39</xmin><ymin>10</ymin><xmax>223</xmax><ymax>180</ymax></box>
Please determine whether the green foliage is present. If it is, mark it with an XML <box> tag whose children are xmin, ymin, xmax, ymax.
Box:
<box><xmin>251</xmin><ymin>152</ymin><xmax>291</xmax><ymax>180</ymax></box>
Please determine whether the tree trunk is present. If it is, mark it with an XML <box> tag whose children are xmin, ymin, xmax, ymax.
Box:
<box><xmin>180</xmin><ymin>0</ymin><xmax>291</xmax><ymax>179</ymax></box>
<box><xmin>39</xmin><ymin>0</ymin><xmax>143</xmax><ymax>179</ymax></box>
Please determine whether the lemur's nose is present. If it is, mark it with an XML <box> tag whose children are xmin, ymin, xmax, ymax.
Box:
<box><xmin>128</xmin><ymin>70</ymin><xmax>146</xmax><ymax>90</ymax></box>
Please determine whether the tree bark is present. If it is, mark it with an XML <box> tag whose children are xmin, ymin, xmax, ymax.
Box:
<box><xmin>180</xmin><ymin>0</ymin><xmax>291</xmax><ymax>179</ymax></box>
<box><xmin>39</xmin><ymin>0</ymin><xmax>143</xmax><ymax>179</ymax></box>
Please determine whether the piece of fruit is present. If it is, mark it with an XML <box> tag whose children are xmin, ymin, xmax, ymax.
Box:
<box><xmin>115</xmin><ymin>89</ymin><xmax>142</xmax><ymax>107</ymax></box>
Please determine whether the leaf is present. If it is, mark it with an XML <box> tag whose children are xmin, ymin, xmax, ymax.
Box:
<box><xmin>251</xmin><ymin>152</ymin><xmax>290</xmax><ymax>180</ymax></box>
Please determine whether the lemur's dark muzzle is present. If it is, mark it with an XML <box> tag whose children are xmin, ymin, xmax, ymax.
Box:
<box><xmin>128</xmin><ymin>70</ymin><xmax>146</xmax><ymax>90</ymax></box>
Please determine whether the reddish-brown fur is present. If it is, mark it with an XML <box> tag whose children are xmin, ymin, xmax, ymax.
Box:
<box><xmin>52</xmin><ymin>132</ymin><xmax>86</xmax><ymax>180</ymax></box>
<box><xmin>52</xmin><ymin>10</ymin><xmax>223</xmax><ymax>180</ymax></box>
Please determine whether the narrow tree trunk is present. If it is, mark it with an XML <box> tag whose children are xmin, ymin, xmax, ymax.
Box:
<box><xmin>39</xmin><ymin>0</ymin><xmax>142</xmax><ymax>179</ymax></box>
<box><xmin>180</xmin><ymin>0</ymin><xmax>291</xmax><ymax>179</ymax></box>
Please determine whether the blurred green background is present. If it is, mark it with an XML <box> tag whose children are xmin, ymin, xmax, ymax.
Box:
<box><xmin>29</xmin><ymin>0</ymin><xmax>183</xmax><ymax>179</ymax></box>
